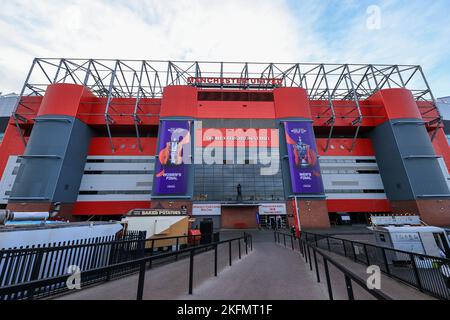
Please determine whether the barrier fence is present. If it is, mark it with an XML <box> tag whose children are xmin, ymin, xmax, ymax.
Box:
<box><xmin>304</xmin><ymin>232</ymin><xmax>450</xmax><ymax>300</ymax></box>
<box><xmin>0</xmin><ymin>233</ymin><xmax>252</xmax><ymax>300</ymax></box>
<box><xmin>274</xmin><ymin>231</ymin><xmax>391</xmax><ymax>300</ymax></box>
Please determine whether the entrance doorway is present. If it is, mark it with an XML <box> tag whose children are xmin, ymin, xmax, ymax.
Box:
<box><xmin>329</xmin><ymin>212</ymin><xmax>383</xmax><ymax>226</ymax></box>
<box><xmin>259</xmin><ymin>215</ymin><xmax>288</xmax><ymax>230</ymax></box>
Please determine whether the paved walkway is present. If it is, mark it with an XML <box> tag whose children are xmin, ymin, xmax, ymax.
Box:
<box><xmin>54</xmin><ymin>229</ymin><xmax>436</xmax><ymax>300</ymax></box>
<box><xmin>56</xmin><ymin>230</ymin><xmax>326</xmax><ymax>300</ymax></box>
<box><xmin>273</xmin><ymin>237</ymin><xmax>436</xmax><ymax>300</ymax></box>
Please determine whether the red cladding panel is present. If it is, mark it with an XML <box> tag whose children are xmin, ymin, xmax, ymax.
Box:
<box><xmin>88</xmin><ymin>138</ymin><xmax>158</xmax><ymax>156</ymax></box>
<box><xmin>160</xmin><ymin>85</ymin><xmax>197</xmax><ymax>117</ymax></box>
<box><xmin>0</xmin><ymin>124</ymin><xmax>27</xmax><ymax>175</ymax></box>
<box><xmin>369</xmin><ymin>88</ymin><xmax>422</xmax><ymax>120</ymax></box>
<box><xmin>37</xmin><ymin>83</ymin><xmax>95</xmax><ymax>119</ymax></box>
<box><xmin>317</xmin><ymin>139</ymin><xmax>375</xmax><ymax>156</ymax></box>
<box><xmin>327</xmin><ymin>199</ymin><xmax>392</xmax><ymax>212</ymax></box>
<box><xmin>197</xmin><ymin>100</ymin><xmax>275</xmax><ymax>119</ymax></box>
<box><xmin>72</xmin><ymin>201</ymin><xmax>151</xmax><ymax>216</ymax></box>
<box><xmin>274</xmin><ymin>87</ymin><xmax>311</xmax><ymax>119</ymax></box>
<box><xmin>431</xmin><ymin>128</ymin><xmax>450</xmax><ymax>169</ymax></box>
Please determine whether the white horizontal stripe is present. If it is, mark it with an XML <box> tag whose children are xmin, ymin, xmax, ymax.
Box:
<box><xmin>322</xmin><ymin>174</ymin><xmax>385</xmax><ymax>190</ymax></box>
<box><xmin>320</xmin><ymin>156</ymin><xmax>376</xmax><ymax>160</ymax></box>
<box><xmin>77</xmin><ymin>194</ymin><xmax>151</xmax><ymax>201</ymax></box>
<box><xmin>87</xmin><ymin>156</ymin><xmax>155</xmax><ymax>160</ymax></box>
<box><xmin>79</xmin><ymin>175</ymin><xmax>153</xmax><ymax>191</ymax></box>
<box><xmin>84</xmin><ymin>162</ymin><xmax>155</xmax><ymax>171</ymax></box>
<box><xmin>325</xmin><ymin>193</ymin><xmax>387</xmax><ymax>199</ymax></box>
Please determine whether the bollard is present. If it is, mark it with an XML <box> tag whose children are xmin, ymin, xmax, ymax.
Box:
<box><xmin>188</xmin><ymin>249</ymin><xmax>195</xmax><ymax>294</ymax></box>
<box><xmin>323</xmin><ymin>258</ymin><xmax>333</xmax><ymax>300</ymax></box>
<box><xmin>238</xmin><ymin>239</ymin><xmax>241</xmax><ymax>259</ymax></box>
<box><xmin>214</xmin><ymin>244</ymin><xmax>218</xmax><ymax>277</ymax></box>
<box><xmin>229</xmin><ymin>241</ymin><xmax>232</xmax><ymax>266</ymax></box>
<box><xmin>136</xmin><ymin>261</ymin><xmax>146</xmax><ymax>300</ymax></box>
<box><xmin>175</xmin><ymin>237</ymin><xmax>179</xmax><ymax>261</ymax></box>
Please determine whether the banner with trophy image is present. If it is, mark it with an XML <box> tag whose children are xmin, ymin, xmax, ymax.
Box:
<box><xmin>154</xmin><ymin>120</ymin><xmax>191</xmax><ymax>195</ymax></box>
<box><xmin>284</xmin><ymin>121</ymin><xmax>324</xmax><ymax>194</ymax></box>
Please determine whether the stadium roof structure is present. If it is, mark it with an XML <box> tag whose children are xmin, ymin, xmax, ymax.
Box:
<box><xmin>11</xmin><ymin>58</ymin><xmax>443</xmax><ymax>151</ymax></box>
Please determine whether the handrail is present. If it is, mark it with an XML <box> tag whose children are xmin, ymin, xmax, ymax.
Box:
<box><xmin>0</xmin><ymin>232</ymin><xmax>218</xmax><ymax>254</ymax></box>
<box><xmin>0</xmin><ymin>233</ymin><xmax>252</xmax><ymax>300</ymax></box>
<box><xmin>312</xmin><ymin>246</ymin><xmax>391</xmax><ymax>300</ymax></box>
<box><xmin>274</xmin><ymin>231</ymin><xmax>391</xmax><ymax>300</ymax></box>
<box><xmin>301</xmin><ymin>231</ymin><xmax>450</xmax><ymax>263</ymax></box>
<box><xmin>298</xmin><ymin>231</ymin><xmax>450</xmax><ymax>300</ymax></box>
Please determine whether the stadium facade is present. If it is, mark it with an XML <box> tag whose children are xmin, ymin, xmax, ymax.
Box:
<box><xmin>0</xmin><ymin>59</ymin><xmax>449</xmax><ymax>229</ymax></box>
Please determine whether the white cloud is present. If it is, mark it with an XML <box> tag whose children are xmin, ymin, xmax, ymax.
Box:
<box><xmin>0</xmin><ymin>0</ymin><xmax>449</xmax><ymax>96</ymax></box>
<box><xmin>0</xmin><ymin>0</ymin><xmax>322</xmax><ymax>93</ymax></box>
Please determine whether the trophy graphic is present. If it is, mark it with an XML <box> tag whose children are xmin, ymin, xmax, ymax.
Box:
<box><xmin>169</xmin><ymin>136</ymin><xmax>180</xmax><ymax>165</ymax></box>
<box><xmin>295</xmin><ymin>136</ymin><xmax>310</xmax><ymax>167</ymax></box>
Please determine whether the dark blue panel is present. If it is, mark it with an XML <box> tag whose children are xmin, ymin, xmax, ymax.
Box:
<box><xmin>371</xmin><ymin>119</ymin><xmax>450</xmax><ymax>201</ymax></box>
<box><xmin>10</xmin><ymin>115</ymin><xmax>91</xmax><ymax>203</ymax></box>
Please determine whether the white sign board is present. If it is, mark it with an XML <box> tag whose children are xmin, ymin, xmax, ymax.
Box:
<box><xmin>259</xmin><ymin>203</ymin><xmax>287</xmax><ymax>215</ymax></box>
<box><xmin>370</xmin><ymin>215</ymin><xmax>421</xmax><ymax>226</ymax></box>
<box><xmin>192</xmin><ymin>204</ymin><xmax>221</xmax><ymax>216</ymax></box>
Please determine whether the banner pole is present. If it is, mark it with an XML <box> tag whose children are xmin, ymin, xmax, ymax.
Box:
<box><xmin>294</xmin><ymin>195</ymin><xmax>302</xmax><ymax>238</ymax></box>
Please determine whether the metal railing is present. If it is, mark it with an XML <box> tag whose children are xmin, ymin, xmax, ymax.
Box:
<box><xmin>0</xmin><ymin>231</ymin><xmax>145</xmax><ymax>290</ymax></box>
<box><xmin>0</xmin><ymin>233</ymin><xmax>252</xmax><ymax>300</ymax></box>
<box><xmin>0</xmin><ymin>231</ymin><xmax>221</xmax><ymax>299</ymax></box>
<box><xmin>274</xmin><ymin>231</ymin><xmax>391</xmax><ymax>300</ymax></box>
<box><xmin>300</xmin><ymin>232</ymin><xmax>450</xmax><ymax>300</ymax></box>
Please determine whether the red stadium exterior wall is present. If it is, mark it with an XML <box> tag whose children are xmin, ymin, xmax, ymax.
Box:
<box><xmin>2</xmin><ymin>82</ymin><xmax>450</xmax><ymax>228</ymax></box>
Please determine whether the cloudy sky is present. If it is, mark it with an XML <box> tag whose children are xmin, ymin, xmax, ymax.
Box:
<box><xmin>0</xmin><ymin>0</ymin><xmax>449</xmax><ymax>97</ymax></box>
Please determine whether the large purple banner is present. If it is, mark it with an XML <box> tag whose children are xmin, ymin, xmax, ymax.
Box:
<box><xmin>284</xmin><ymin>121</ymin><xmax>324</xmax><ymax>194</ymax></box>
<box><xmin>154</xmin><ymin>120</ymin><xmax>191</xmax><ymax>195</ymax></box>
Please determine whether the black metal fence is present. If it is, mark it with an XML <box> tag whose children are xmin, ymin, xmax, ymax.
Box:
<box><xmin>0</xmin><ymin>231</ymin><xmax>146</xmax><ymax>300</ymax></box>
<box><xmin>274</xmin><ymin>231</ymin><xmax>391</xmax><ymax>300</ymax></box>
<box><xmin>301</xmin><ymin>232</ymin><xmax>450</xmax><ymax>300</ymax></box>
<box><xmin>0</xmin><ymin>233</ymin><xmax>253</xmax><ymax>300</ymax></box>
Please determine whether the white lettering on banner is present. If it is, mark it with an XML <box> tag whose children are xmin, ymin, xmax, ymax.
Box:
<box><xmin>193</xmin><ymin>204</ymin><xmax>221</xmax><ymax>216</ymax></box>
<box><xmin>258</xmin><ymin>204</ymin><xmax>287</xmax><ymax>215</ymax></box>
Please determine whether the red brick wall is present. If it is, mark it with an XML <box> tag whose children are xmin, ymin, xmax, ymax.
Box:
<box><xmin>151</xmin><ymin>200</ymin><xmax>193</xmax><ymax>213</ymax></box>
<box><xmin>390</xmin><ymin>199</ymin><xmax>450</xmax><ymax>226</ymax></box>
<box><xmin>221</xmin><ymin>206</ymin><xmax>258</xmax><ymax>229</ymax></box>
<box><xmin>288</xmin><ymin>199</ymin><xmax>330</xmax><ymax>229</ymax></box>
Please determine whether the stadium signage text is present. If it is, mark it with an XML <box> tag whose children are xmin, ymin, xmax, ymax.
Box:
<box><xmin>130</xmin><ymin>209</ymin><xmax>184</xmax><ymax>216</ymax></box>
<box><xmin>187</xmin><ymin>77</ymin><xmax>283</xmax><ymax>86</ymax></box>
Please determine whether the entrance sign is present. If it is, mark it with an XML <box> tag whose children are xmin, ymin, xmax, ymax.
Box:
<box><xmin>259</xmin><ymin>203</ymin><xmax>287</xmax><ymax>215</ymax></box>
<box><xmin>187</xmin><ymin>77</ymin><xmax>283</xmax><ymax>87</ymax></box>
<box><xmin>128</xmin><ymin>209</ymin><xmax>184</xmax><ymax>216</ymax></box>
<box><xmin>284</xmin><ymin>121</ymin><xmax>324</xmax><ymax>194</ymax></box>
<box><xmin>192</xmin><ymin>204</ymin><xmax>221</xmax><ymax>216</ymax></box>
<box><xmin>154</xmin><ymin>120</ymin><xmax>191</xmax><ymax>195</ymax></box>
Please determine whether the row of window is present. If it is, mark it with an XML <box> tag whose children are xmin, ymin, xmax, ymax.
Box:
<box><xmin>79</xmin><ymin>190</ymin><xmax>151</xmax><ymax>195</ymax></box>
<box><xmin>321</xmin><ymin>170</ymin><xmax>380</xmax><ymax>174</ymax></box>
<box><xmin>324</xmin><ymin>189</ymin><xmax>385</xmax><ymax>193</ymax></box>
<box><xmin>86</xmin><ymin>159</ymin><xmax>154</xmax><ymax>163</ymax></box>
<box><xmin>320</xmin><ymin>159</ymin><xmax>377</xmax><ymax>164</ymax></box>
<box><xmin>83</xmin><ymin>171</ymin><xmax>154</xmax><ymax>175</ymax></box>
